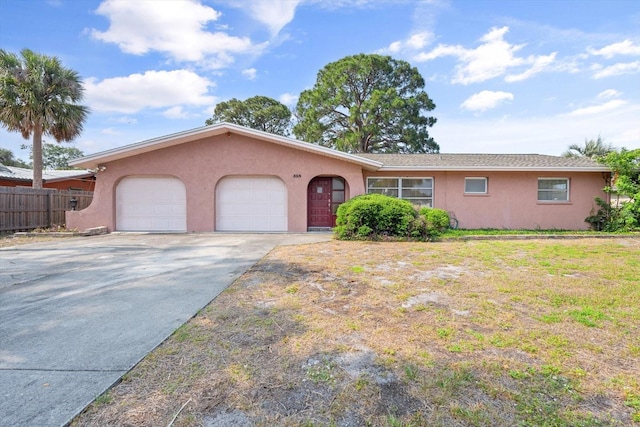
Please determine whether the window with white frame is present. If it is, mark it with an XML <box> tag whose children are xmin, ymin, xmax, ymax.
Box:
<box><xmin>464</xmin><ymin>177</ymin><xmax>487</xmax><ymax>194</ymax></box>
<box><xmin>367</xmin><ymin>177</ymin><xmax>433</xmax><ymax>206</ymax></box>
<box><xmin>538</xmin><ymin>178</ymin><xmax>569</xmax><ymax>202</ymax></box>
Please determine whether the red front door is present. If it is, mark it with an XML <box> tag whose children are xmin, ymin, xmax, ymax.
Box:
<box><xmin>308</xmin><ymin>177</ymin><xmax>333</xmax><ymax>227</ymax></box>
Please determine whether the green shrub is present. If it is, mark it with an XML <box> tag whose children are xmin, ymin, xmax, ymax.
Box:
<box><xmin>335</xmin><ymin>194</ymin><xmax>417</xmax><ymax>240</ymax></box>
<box><xmin>334</xmin><ymin>195</ymin><xmax>453</xmax><ymax>241</ymax></box>
<box><xmin>585</xmin><ymin>197</ymin><xmax>639</xmax><ymax>231</ymax></box>
<box><xmin>419</xmin><ymin>207</ymin><xmax>450</xmax><ymax>231</ymax></box>
<box><xmin>586</xmin><ymin>148</ymin><xmax>640</xmax><ymax>232</ymax></box>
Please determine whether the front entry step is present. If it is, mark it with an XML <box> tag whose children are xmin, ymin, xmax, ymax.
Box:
<box><xmin>308</xmin><ymin>227</ymin><xmax>332</xmax><ymax>232</ymax></box>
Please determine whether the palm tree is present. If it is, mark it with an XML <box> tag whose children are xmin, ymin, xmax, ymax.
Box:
<box><xmin>0</xmin><ymin>49</ymin><xmax>88</xmax><ymax>188</ymax></box>
<box><xmin>562</xmin><ymin>136</ymin><xmax>614</xmax><ymax>159</ymax></box>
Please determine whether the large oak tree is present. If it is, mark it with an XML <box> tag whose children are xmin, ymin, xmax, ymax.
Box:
<box><xmin>294</xmin><ymin>54</ymin><xmax>438</xmax><ymax>153</ymax></box>
<box><xmin>0</xmin><ymin>49</ymin><xmax>88</xmax><ymax>188</ymax></box>
<box><xmin>206</xmin><ymin>95</ymin><xmax>292</xmax><ymax>136</ymax></box>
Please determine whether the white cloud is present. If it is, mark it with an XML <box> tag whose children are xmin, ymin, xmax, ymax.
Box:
<box><xmin>460</xmin><ymin>90</ymin><xmax>514</xmax><ymax>112</ymax></box>
<box><xmin>101</xmin><ymin>128</ymin><xmax>120</xmax><ymax>135</ymax></box>
<box><xmin>592</xmin><ymin>61</ymin><xmax>640</xmax><ymax>79</ymax></box>
<box><xmin>415</xmin><ymin>26</ymin><xmax>556</xmax><ymax>85</ymax></box>
<box><xmin>89</xmin><ymin>0</ymin><xmax>267</xmax><ymax>67</ymax></box>
<box><xmin>242</xmin><ymin>68</ymin><xmax>258</xmax><ymax>80</ymax></box>
<box><xmin>597</xmin><ymin>89</ymin><xmax>622</xmax><ymax>99</ymax></box>
<box><xmin>84</xmin><ymin>70</ymin><xmax>216</xmax><ymax>114</ymax></box>
<box><xmin>564</xmin><ymin>99</ymin><xmax>628</xmax><ymax>117</ymax></box>
<box><xmin>505</xmin><ymin>53</ymin><xmax>556</xmax><ymax>82</ymax></box>
<box><xmin>430</xmin><ymin>103</ymin><xmax>640</xmax><ymax>155</ymax></box>
<box><xmin>239</xmin><ymin>0</ymin><xmax>302</xmax><ymax>36</ymax></box>
<box><xmin>379</xmin><ymin>31</ymin><xmax>434</xmax><ymax>54</ymax></box>
<box><xmin>279</xmin><ymin>92</ymin><xmax>298</xmax><ymax>106</ymax></box>
<box><xmin>588</xmin><ymin>40</ymin><xmax>640</xmax><ymax>58</ymax></box>
<box><xmin>163</xmin><ymin>106</ymin><xmax>190</xmax><ymax>119</ymax></box>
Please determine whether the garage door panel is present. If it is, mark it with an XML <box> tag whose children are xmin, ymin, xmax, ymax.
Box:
<box><xmin>117</xmin><ymin>177</ymin><xmax>186</xmax><ymax>232</ymax></box>
<box><xmin>216</xmin><ymin>176</ymin><xmax>287</xmax><ymax>232</ymax></box>
<box><xmin>266</xmin><ymin>203</ymin><xmax>286</xmax><ymax>216</ymax></box>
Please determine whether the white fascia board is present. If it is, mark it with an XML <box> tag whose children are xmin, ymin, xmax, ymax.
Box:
<box><xmin>376</xmin><ymin>165</ymin><xmax>611</xmax><ymax>173</ymax></box>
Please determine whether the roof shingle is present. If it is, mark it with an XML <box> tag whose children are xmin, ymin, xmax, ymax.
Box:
<box><xmin>355</xmin><ymin>153</ymin><xmax>608</xmax><ymax>171</ymax></box>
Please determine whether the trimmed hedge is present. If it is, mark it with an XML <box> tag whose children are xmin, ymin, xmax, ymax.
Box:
<box><xmin>419</xmin><ymin>207</ymin><xmax>450</xmax><ymax>231</ymax></box>
<box><xmin>334</xmin><ymin>194</ymin><xmax>450</xmax><ymax>241</ymax></box>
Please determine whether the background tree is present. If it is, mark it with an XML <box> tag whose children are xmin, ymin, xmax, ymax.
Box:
<box><xmin>20</xmin><ymin>143</ymin><xmax>84</xmax><ymax>170</ymax></box>
<box><xmin>294</xmin><ymin>53</ymin><xmax>438</xmax><ymax>153</ymax></box>
<box><xmin>586</xmin><ymin>148</ymin><xmax>640</xmax><ymax>231</ymax></box>
<box><xmin>205</xmin><ymin>95</ymin><xmax>292</xmax><ymax>136</ymax></box>
<box><xmin>0</xmin><ymin>147</ymin><xmax>30</xmax><ymax>167</ymax></box>
<box><xmin>0</xmin><ymin>49</ymin><xmax>88</xmax><ymax>188</ymax></box>
<box><xmin>562</xmin><ymin>136</ymin><xmax>614</xmax><ymax>159</ymax></box>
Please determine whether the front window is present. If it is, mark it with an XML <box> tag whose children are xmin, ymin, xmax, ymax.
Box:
<box><xmin>331</xmin><ymin>177</ymin><xmax>345</xmax><ymax>214</ymax></box>
<box><xmin>367</xmin><ymin>177</ymin><xmax>433</xmax><ymax>206</ymax></box>
<box><xmin>465</xmin><ymin>177</ymin><xmax>488</xmax><ymax>194</ymax></box>
<box><xmin>367</xmin><ymin>178</ymin><xmax>399</xmax><ymax>197</ymax></box>
<box><xmin>538</xmin><ymin>178</ymin><xmax>569</xmax><ymax>202</ymax></box>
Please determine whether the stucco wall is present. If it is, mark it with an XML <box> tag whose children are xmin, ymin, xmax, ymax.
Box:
<box><xmin>363</xmin><ymin>170</ymin><xmax>607</xmax><ymax>230</ymax></box>
<box><xmin>67</xmin><ymin>133</ymin><xmax>367</xmax><ymax>232</ymax></box>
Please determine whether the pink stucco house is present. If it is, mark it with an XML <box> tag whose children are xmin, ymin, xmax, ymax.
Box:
<box><xmin>66</xmin><ymin>122</ymin><xmax>610</xmax><ymax>233</ymax></box>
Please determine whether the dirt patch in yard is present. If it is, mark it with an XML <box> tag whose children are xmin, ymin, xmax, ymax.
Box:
<box><xmin>73</xmin><ymin>238</ymin><xmax>640</xmax><ymax>426</ymax></box>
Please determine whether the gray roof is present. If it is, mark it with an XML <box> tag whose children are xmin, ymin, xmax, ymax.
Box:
<box><xmin>0</xmin><ymin>164</ymin><xmax>94</xmax><ymax>182</ymax></box>
<box><xmin>67</xmin><ymin>123</ymin><xmax>609</xmax><ymax>173</ymax></box>
<box><xmin>355</xmin><ymin>153</ymin><xmax>609</xmax><ymax>171</ymax></box>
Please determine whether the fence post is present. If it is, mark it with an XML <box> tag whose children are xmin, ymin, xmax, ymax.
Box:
<box><xmin>47</xmin><ymin>191</ymin><xmax>54</xmax><ymax>229</ymax></box>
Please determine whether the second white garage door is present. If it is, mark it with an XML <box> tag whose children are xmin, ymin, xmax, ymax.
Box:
<box><xmin>116</xmin><ymin>176</ymin><xmax>187</xmax><ymax>232</ymax></box>
<box><xmin>216</xmin><ymin>176</ymin><xmax>287</xmax><ymax>231</ymax></box>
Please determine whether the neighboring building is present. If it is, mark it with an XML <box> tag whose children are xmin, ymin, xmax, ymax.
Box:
<box><xmin>0</xmin><ymin>164</ymin><xmax>95</xmax><ymax>191</ymax></box>
<box><xmin>66</xmin><ymin>123</ymin><xmax>610</xmax><ymax>233</ymax></box>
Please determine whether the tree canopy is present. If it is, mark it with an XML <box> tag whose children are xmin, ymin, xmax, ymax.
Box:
<box><xmin>0</xmin><ymin>48</ymin><xmax>88</xmax><ymax>188</ymax></box>
<box><xmin>586</xmin><ymin>148</ymin><xmax>640</xmax><ymax>231</ymax></box>
<box><xmin>205</xmin><ymin>95</ymin><xmax>292</xmax><ymax>136</ymax></box>
<box><xmin>562</xmin><ymin>136</ymin><xmax>614</xmax><ymax>159</ymax></box>
<box><xmin>293</xmin><ymin>54</ymin><xmax>438</xmax><ymax>154</ymax></box>
<box><xmin>0</xmin><ymin>148</ymin><xmax>30</xmax><ymax>168</ymax></box>
<box><xmin>21</xmin><ymin>143</ymin><xmax>84</xmax><ymax>170</ymax></box>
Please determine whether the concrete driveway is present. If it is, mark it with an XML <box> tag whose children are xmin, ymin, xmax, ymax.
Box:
<box><xmin>0</xmin><ymin>233</ymin><xmax>330</xmax><ymax>427</ymax></box>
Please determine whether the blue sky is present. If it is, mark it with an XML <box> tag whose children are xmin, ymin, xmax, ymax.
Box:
<box><xmin>1</xmin><ymin>0</ymin><xmax>639</xmax><ymax>162</ymax></box>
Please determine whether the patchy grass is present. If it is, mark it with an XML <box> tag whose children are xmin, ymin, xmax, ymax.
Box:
<box><xmin>442</xmin><ymin>228</ymin><xmax>640</xmax><ymax>239</ymax></box>
<box><xmin>72</xmin><ymin>238</ymin><xmax>640</xmax><ymax>426</ymax></box>
<box><xmin>0</xmin><ymin>234</ymin><xmax>56</xmax><ymax>248</ymax></box>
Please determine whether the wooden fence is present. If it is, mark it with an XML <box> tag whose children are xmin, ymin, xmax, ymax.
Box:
<box><xmin>0</xmin><ymin>187</ymin><xmax>93</xmax><ymax>233</ymax></box>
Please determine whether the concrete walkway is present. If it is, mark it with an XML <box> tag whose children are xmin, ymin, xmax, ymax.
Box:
<box><xmin>0</xmin><ymin>233</ymin><xmax>330</xmax><ymax>427</ymax></box>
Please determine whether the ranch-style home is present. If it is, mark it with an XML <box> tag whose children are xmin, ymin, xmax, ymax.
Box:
<box><xmin>66</xmin><ymin>122</ymin><xmax>610</xmax><ymax>233</ymax></box>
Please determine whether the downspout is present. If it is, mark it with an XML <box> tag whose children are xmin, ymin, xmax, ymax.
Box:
<box><xmin>602</xmin><ymin>171</ymin><xmax>612</xmax><ymax>205</ymax></box>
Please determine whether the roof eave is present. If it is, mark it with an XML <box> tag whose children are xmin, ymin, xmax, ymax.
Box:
<box><xmin>376</xmin><ymin>166</ymin><xmax>611</xmax><ymax>172</ymax></box>
<box><xmin>69</xmin><ymin>123</ymin><xmax>383</xmax><ymax>170</ymax></box>
<box><xmin>0</xmin><ymin>177</ymin><xmax>31</xmax><ymax>182</ymax></box>
<box><xmin>44</xmin><ymin>173</ymin><xmax>95</xmax><ymax>183</ymax></box>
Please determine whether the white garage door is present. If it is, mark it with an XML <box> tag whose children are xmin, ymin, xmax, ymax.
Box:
<box><xmin>216</xmin><ymin>176</ymin><xmax>287</xmax><ymax>231</ymax></box>
<box><xmin>116</xmin><ymin>176</ymin><xmax>186</xmax><ymax>232</ymax></box>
